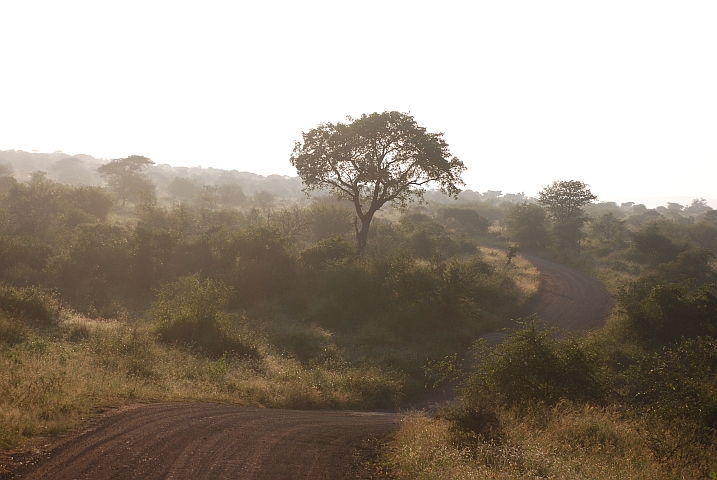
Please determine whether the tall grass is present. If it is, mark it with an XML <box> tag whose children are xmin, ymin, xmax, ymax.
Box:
<box><xmin>385</xmin><ymin>406</ymin><xmax>706</xmax><ymax>480</ymax></box>
<box><xmin>0</xmin><ymin>311</ymin><xmax>405</xmax><ymax>451</ymax></box>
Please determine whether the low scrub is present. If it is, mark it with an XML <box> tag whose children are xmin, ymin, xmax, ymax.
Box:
<box><xmin>150</xmin><ymin>275</ymin><xmax>259</xmax><ymax>358</ymax></box>
<box><xmin>0</xmin><ymin>284</ymin><xmax>60</xmax><ymax>328</ymax></box>
<box><xmin>459</xmin><ymin>319</ymin><xmax>604</xmax><ymax>412</ymax></box>
<box><xmin>385</xmin><ymin>406</ymin><xmax>703</xmax><ymax>480</ymax></box>
<box><xmin>387</xmin><ymin>316</ymin><xmax>717</xmax><ymax>479</ymax></box>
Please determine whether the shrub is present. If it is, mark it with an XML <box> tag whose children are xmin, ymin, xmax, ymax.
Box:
<box><xmin>617</xmin><ymin>280</ymin><xmax>717</xmax><ymax>348</ymax></box>
<box><xmin>0</xmin><ymin>310</ymin><xmax>29</xmax><ymax>345</ymax></box>
<box><xmin>504</xmin><ymin>202</ymin><xmax>551</xmax><ymax>250</ymax></box>
<box><xmin>150</xmin><ymin>275</ymin><xmax>258</xmax><ymax>358</ymax></box>
<box><xmin>218</xmin><ymin>227</ymin><xmax>296</xmax><ymax>306</ymax></box>
<box><xmin>459</xmin><ymin>319</ymin><xmax>604</xmax><ymax>411</ymax></box>
<box><xmin>439</xmin><ymin>207</ymin><xmax>491</xmax><ymax>236</ymax></box>
<box><xmin>299</xmin><ymin>235</ymin><xmax>356</xmax><ymax>270</ymax></box>
<box><xmin>622</xmin><ymin>336</ymin><xmax>717</xmax><ymax>467</ymax></box>
<box><xmin>630</xmin><ymin>222</ymin><xmax>687</xmax><ymax>265</ymax></box>
<box><xmin>0</xmin><ymin>284</ymin><xmax>61</xmax><ymax>328</ymax></box>
<box><xmin>442</xmin><ymin>398</ymin><xmax>503</xmax><ymax>444</ymax></box>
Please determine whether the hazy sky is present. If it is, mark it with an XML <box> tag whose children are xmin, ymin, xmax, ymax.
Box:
<box><xmin>1</xmin><ymin>1</ymin><xmax>716</xmax><ymax>203</ymax></box>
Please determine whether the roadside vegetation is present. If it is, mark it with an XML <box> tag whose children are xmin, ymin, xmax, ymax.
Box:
<box><xmin>385</xmin><ymin>183</ymin><xmax>717</xmax><ymax>479</ymax></box>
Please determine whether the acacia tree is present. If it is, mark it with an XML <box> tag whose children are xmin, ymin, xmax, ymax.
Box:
<box><xmin>290</xmin><ymin>111</ymin><xmax>466</xmax><ymax>255</ymax></box>
<box><xmin>97</xmin><ymin>155</ymin><xmax>155</xmax><ymax>206</ymax></box>
<box><xmin>538</xmin><ymin>180</ymin><xmax>597</xmax><ymax>251</ymax></box>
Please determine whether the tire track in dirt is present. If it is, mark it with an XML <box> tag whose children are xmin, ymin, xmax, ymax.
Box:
<box><xmin>7</xmin><ymin>404</ymin><xmax>397</xmax><ymax>480</ymax></box>
<box><xmin>3</xmin><ymin>255</ymin><xmax>615</xmax><ymax>480</ymax></box>
<box><xmin>517</xmin><ymin>254</ymin><xmax>615</xmax><ymax>331</ymax></box>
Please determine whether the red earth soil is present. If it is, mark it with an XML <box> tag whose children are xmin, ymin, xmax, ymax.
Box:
<box><xmin>2</xmin><ymin>255</ymin><xmax>615</xmax><ymax>480</ymax></box>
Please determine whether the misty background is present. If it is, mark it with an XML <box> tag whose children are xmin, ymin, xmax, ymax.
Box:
<box><xmin>1</xmin><ymin>1</ymin><xmax>715</xmax><ymax>202</ymax></box>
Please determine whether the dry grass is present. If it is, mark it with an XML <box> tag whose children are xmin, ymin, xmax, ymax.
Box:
<box><xmin>0</xmin><ymin>312</ymin><xmax>404</xmax><ymax>451</ymax></box>
<box><xmin>479</xmin><ymin>247</ymin><xmax>540</xmax><ymax>305</ymax></box>
<box><xmin>385</xmin><ymin>405</ymin><xmax>714</xmax><ymax>480</ymax></box>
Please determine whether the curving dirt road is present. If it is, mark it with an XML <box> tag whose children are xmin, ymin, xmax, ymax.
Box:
<box><xmin>3</xmin><ymin>255</ymin><xmax>615</xmax><ymax>480</ymax></box>
<box><xmin>517</xmin><ymin>254</ymin><xmax>615</xmax><ymax>332</ymax></box>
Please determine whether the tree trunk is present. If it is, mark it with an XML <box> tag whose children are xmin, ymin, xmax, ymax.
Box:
<box><xmin>356</xmin><ymin>214</ymin><xmax>373</xmax><ymax>257</ymax></box>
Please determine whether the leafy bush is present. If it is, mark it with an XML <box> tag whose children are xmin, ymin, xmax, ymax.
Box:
<box><xmin>439</xmin><ymin>207</ymin><xmax>491</xmax><ymax>235</ymax></box>
<box><xmin>299</xmin><ymin>234</ymin><xmax>356</xmax><ymax>270</ymax></box>
<box><xmin>630</xmin><ymin>222</ymin><xmax>687</xmax><ymax>265</ymax></box>
<box><xmin>442</xmin><ymin>398</ymin><xmax>503</xmax><ymax>444</ymax></box>
<box><xmin>621</xmin><ymin>336</ymin><xmax>717</xmax><ymax>467</ymax></box>
<box><xmin>45</xmin><ymin>223</ymin><xmax>132</xmax><ymax>313</ymax></box>
<box><xmin>218</xmin><ymin>226</ymin><xmax>296</xmax><ymax>306</ymax></box>
<box><xmin>151</xmin><ymin>275</ymin><xmax>258</xmax><ymax>358</ymax></box>
<box><xmin>617</xmin><ymin>280</ymin><xmax>717</xmax><ymax>348</ymax></box>
<box><xmin>504</xmin><ymin>202</ymin><xmax>551</xmax><ymax>250</ymax></box>
<box><xmin>655</xmin><ymin>247</ymin><xmax>716</xmax><ymax>284</ymax></box>
<box><xmin>459</xmin><ymin>319</ymin><xmax>604</xmax><ymax>411</ymax></box>
<box><xmin>0</xmin><ymin>284</ymin><xmax>61</xmax><ymax>328</ymax></box>
<box><xmin>399</xmin><ymin>213</ymin><xmax>476</xmax><ymax>259</ymax></box>
<box><xmin>0</xmin><ymin>235</ymin><xmax>51</xmax><ymax>286</ymax></box>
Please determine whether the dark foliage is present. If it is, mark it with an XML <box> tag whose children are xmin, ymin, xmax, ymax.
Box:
<box><xmin>151</xmin><ymin>275</ymin><xmax>259</xmax><ymax>358</ymax></box>
<box><xmin>459</xmin><ymin>319</ymin><xmax>604</xmax><ymax>410</ymax></box>
<box><xmin>617</xmin><ymin>280</ymin><xmax>717</xmax><ymax>348</ymax></box>
<box><xmin>0</xmin><ymin>285</ymin><xmax>61</xmax><ymax>328</ymax></box>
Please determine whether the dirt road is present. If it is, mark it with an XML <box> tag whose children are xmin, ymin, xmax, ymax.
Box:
<box><xmin>4</xmin><ymin>255</ymin><xmax>615</xmax><ymax>480</ymax></box>
<box><xmin>517</xmin><ymin>254</ymin><xmax>615</xmax><ymax>331</ymax></box>
<box><xmin>5</xmin><ymin>404</ymin><xmax>396</xmax><ymax>480</ymax></box>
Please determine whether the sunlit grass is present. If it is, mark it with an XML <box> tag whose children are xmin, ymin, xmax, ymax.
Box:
<box><xmin>478</xmin><ymin>246</ymin><xmax>540</xmax><ymax>305</ymax></box>
<box><xmin>385</xmin><ymin>405</ymin><xmax>713</xmax><ymax>480</ymax></box>
<box><xmin>0</xmin><ymin>311</ymin><xmax>405</xmax><ymax>451</ymax></box>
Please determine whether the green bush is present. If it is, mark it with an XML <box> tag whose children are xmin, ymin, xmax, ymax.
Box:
<box><xmin>0</xmin><ymin>284</ymin><xmax>61</xmax><ymax>328</ymax></box>
<box><xmin>621</xmin><ymin>336</ymin><xmax>717</xmax><ymax>466</ymax></box>
<box><xmin>45</xmin><ymin>223</ymin><xmax>133</xmax><ymax>314</ymax></box>
<box><xmin>218</xmin><ymin>227</ymin><xmax>296</xmax><ymax>307</ymax></box>
<box><xmin>299</xmin><ymin>234</ymin><xmax>356</xmax><ymax>270</ymax></box>
<box><xmin>442</xmin><ymin>399</ymin><xmax>503</xmax><ymax>444</ymax></box>
<box><xmin>439</xmin><ymin>207</ymin><xmax>491</xmax><ymax>236</ymax></box>
<box><xmin>398</xmin><ymin>213</ymin><xmax>476</xmax><ymax>259</ymax></box>
<box><xmin>630</xmin><ymin>222</ymin><xmax>687</xmax><ymax>265</ymax></box>
<box><xmin>459</xmin><ymin>319</ymin><xmax>604</xmax><ymax>411</ymax></box>
<box><xmin>504</xmin><ymin>202</ymin><xmax>551</xmax><ymax>250</ymax></box>
<box><xmin>150</xmin><ymin>275</ymin><xmax>258</xmax><ymax>358</ymax></box>
<box><xmin>617</xmin><ymin>280</ymin><xmax>717</xmax><ymax>348</ymax></box>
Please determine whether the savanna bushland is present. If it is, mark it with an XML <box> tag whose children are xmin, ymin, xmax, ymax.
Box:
<box><xmin>1</xmin><ymin>145</ymin><xmax>716</xmax><ymax>478</ymax></box>
<box><xmin>386</xmin><ymin>182</ymin><xmax>717</xmax><ymax>479</ymax></box>
<box><xmin>0</xmin><ymin>149</ymin><xmax>533</xmax><ymax>458</ymax></box>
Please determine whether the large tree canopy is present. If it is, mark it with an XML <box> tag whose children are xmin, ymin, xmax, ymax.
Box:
<box><xmin>290</xmin><ymin>111</ymin><xmax>465</xmax><ymax>254</ymax></box>
<box><xmin>97</xmin><ymin>155</ymin><xmax>155</xmax><ymax>206</ymax></box>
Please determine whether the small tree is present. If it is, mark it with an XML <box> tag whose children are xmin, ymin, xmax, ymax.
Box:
<box><xmin>504</xmin><ymin>202</ymin><xmax>550</xmax><ymax>250</ymax></box>
<box><xmin>590</xmin><ymin>212</ymin><xmax>626</xmax><ymax>247</ymax></box>
<box><xmin>97</xmin><ymin>155</ymin><xmax>155</xmax><ymax>206</ymax></box>
<box><xmin>290</xmin><ymin>111</ymin><xmax>466</xmax><ymax>255</ymax></box>
<box><xmin>538</xmin><ymin>180</ymin><xmax>597</xmax><ymax>251</ymax></box>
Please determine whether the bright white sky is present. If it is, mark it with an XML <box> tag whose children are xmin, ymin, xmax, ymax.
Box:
<box><xmin>1</xmin><ymin>1</ymin><xmax>716</xmax><ymax>203</ymax></box>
